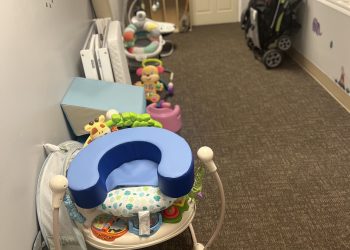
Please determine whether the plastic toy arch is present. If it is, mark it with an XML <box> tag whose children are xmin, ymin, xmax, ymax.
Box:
<box><xmin>142</xmin><ymin>58</ymin><xmax>163</xmax><ymax>67</ymax></box>
<box><xmin>67</xmin><ymin>127</ymin><xmax>194</xmax><ymax>209</ymax></box>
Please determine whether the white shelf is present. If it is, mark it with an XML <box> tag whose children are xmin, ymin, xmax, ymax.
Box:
<box><xmin>80</xmin><ymin>202</ymin><xmax>196</xmax><ymax>250</ymax></box>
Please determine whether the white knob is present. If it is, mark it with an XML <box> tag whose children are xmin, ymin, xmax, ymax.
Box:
<box><xmin>106</xmin><ymin>109</ymin><xmax>119</xmax><ymax>120</ymax></box>
<box><xmin>197</xmin><ymin>146</ymin><xmax>217</xmax><ymax>173</ymax></box>
<box><xmin>49</xmin><ymin>175</ymin><xmax>68</xmax><ymax>209</ymax></box>
<box><xmin>193</xmin><ymin>243</ymin><xmax>205</xmax><ymax>250</ymax></box>
<box><xmin>197</xmin><ymin>146</ymin><xmax>213</xmax><ymax>162</ymax></box>
<box><xmin>136</xmin><ymin>11</ymin><xmax>146</xmax><ymax>21</ymax></box>
<box><xmin>151</xmin><ymin>4</ymin><xmax>158</xmax><ymax>11</ymax></box>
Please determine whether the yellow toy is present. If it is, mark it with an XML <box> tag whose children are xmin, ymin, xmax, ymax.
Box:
<box><xmin>84</xmin><ymin>115</ymin><xmax>112</xmax><ymax>147</ymax></box>
<box><xmin>135</xmin><ymin>59</ymin><xmax>165</xmax><ymax>103</ymax></box>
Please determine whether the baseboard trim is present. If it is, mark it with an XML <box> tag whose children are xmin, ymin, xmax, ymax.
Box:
<box><xmin>288</xmin><ymin>49</ymin><xmax>350</xmax><ymax>113</ymax></box>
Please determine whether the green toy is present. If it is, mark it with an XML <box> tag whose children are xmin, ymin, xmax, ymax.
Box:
<box><xmin>162</xmin><ymin>164</ymin><xmax>206</xmax><ymax>224</ymax></box>
<box><xmin>188</xmin><ymin>164</ymin><xmax>205</xmax><ymax>200</ymax></box>
<box><xmin>162</xmin><ymin>198</ymin><xmax>189</xmax><ymax>224</ymax></box>
<box><xmin>105</xmin><ymin>112</ymin><xmax>162</xmax><ymax>130</ymax></box>
<box><xmin>84</xmin><ymin>112</ymin><xmax>162</xmax><ymax>147</ymax></box>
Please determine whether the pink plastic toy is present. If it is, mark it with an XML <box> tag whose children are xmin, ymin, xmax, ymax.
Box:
<box><xmin>146</xmin><ymin>102</ymin><xmax>182</xmax><ymax>133</ymax></box>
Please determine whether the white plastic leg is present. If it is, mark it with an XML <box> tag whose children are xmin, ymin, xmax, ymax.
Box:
<box><xmin>49</xmin><ymin>175</ymin><xmax>68</xmax><ymax>250</ymax></box>
<box><xmin>193</xmin><ymin>243</ymin><xmax>205</xmax><ymax>250</ymax></box>
<box><xmin>190</xmin><ymin>223</ymin><xmax>205</xmax><ymax>250</ymax></box>
<box><xmin>197</xmin><ymin>147</ymin><xmax>226</xmax><ymax>249</ymax></box>
<box><xmin>189</xmin><ymin>223</ymin><xmax>198</xmax><ymax>244</ymax></box>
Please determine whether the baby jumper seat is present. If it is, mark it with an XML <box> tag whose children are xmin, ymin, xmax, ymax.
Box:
<box><xmin>67</xmin><ymin>127</ymin><xmax>194</xmax><ymax>209</ymax></box>
<box><xmin>43</xmin><ymin>130</ymin><xmax>225</xmax><ymax>250</ymax></box>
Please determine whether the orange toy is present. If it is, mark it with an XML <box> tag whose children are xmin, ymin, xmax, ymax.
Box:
<box><xmin>91</xmin><ymin>214</ymin><xmax>128</xmax><ymax>241</ymax></box>
<box><xmin>135</xmin><ymin>63</ymin><xmax>164</xmax><ymax>103</ymax></box>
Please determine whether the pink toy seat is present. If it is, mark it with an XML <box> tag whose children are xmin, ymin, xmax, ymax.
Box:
<box><xmin>146</xmin><ymin>102</ymin><xmax>182</xmax><ymax>133</ymax></box>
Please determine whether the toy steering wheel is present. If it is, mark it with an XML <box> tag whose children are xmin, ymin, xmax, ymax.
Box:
<box><xmin>142</xmin><ymin>58</ymin><xmax>163</xmax><ymax>68</ymax></box>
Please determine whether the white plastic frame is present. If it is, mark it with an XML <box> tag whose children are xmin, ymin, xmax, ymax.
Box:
<box><xmin>124</xmin><ymin>36</ymin><xmax>166</xmax><ymax>62</ymax></box>
<box><xmin>50</xmin><ymin>146</ymin><xmax>225</xmax><ymax>250</ymax></box>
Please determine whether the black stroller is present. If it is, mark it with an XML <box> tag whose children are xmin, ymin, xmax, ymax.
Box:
<box><xmin>241</xmin><ymin>0</ymin><xmax>302</xmax><ymax>68</ymax></box>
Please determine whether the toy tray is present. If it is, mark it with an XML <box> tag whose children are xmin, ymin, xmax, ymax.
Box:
<box><xmin>81</xmin><ymin>201</ymin><xmax>196</xmax><ymax>250</ymax></box>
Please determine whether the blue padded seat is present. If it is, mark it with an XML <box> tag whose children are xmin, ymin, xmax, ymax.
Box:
<box><xmin>67</xmin><ymin>127</ymin><xmax>194</xmax><ymax>209</ymax></box>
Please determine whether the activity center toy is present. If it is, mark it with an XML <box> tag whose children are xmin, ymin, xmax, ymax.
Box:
<box><xmin>38</xmin><ymin>107</ymin><xmax>225</xmax><ymax>249</ymax></box>
<box><xmin>134</xmin><ymin>58</ymin><xmax>171</xmax><ymax>103</ymax></box>
<box><xmin>124</xmin><ymin>10</ymin><xmax>165</xmax><ymax>62</ymax></box>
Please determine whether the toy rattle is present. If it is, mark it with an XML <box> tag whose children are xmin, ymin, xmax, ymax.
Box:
<box><xmin>135</xmin><ymin>58</ymin><xmax>174</xmax><ymax>103</ymax></box>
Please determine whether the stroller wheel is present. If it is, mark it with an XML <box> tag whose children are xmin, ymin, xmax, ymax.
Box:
<box><xmin>263</xmin><ymin>49</ymin><xmax>283</xmax><ymax>69</ymax></box>
<box><xmin>277</xmin><ymin>36</ymin><xmax>292</xmax><ymax>51</ymax></box>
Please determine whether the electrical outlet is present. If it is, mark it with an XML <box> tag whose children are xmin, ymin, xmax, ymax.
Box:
<box><xmin>45</xmin><ymin>0</ymin><xmax>54</xmax><ymax>8</ymax></box>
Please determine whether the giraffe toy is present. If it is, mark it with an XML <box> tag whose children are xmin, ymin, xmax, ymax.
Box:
<box><xmin>83</xmin><ymin>115</ymin><xmax>112</xmax><ymax>147</ymax></box>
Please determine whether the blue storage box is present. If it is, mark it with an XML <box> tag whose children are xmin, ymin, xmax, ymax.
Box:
<box><xmin>61</xmin><ymin>77</ymin><xmax>146</xmax><ymax>136</ymax></box>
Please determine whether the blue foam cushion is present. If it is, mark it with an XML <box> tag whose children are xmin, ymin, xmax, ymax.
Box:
<box><xmin>61</xmin><ymin>77</ymin><xmax>146</xmax><ymax>136</ymax></box>
<box><xmin>62</xmin><ymin>77</ymin><xmax>145</xmax><ymax>113</ymax></box>
<box><xmin>67</xmin><ymin>127</ymin><xmax>194</xmax><ymax>209</ymax></box>
<box><xmin>106</xmin><ymin>160</ymin><xmax>159</xmax><ymax>189</ymax></box>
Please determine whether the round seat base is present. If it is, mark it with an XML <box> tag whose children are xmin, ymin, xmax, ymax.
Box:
<box><xmin>81</xmin><ymin>201</ymin><xmax>196</xmax><ymax>250</ymax></box>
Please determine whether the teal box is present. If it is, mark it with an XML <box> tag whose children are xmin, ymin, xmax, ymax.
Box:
<box><xmin>61</xmin><ymin>77</ymin><xmax>146</xmax><ymax>136</ymax></box>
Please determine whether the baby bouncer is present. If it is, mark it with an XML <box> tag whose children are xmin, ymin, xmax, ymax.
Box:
<box><xmin>37</xmin><ymin>124</ymin><xmax>225</xmax><ymax>250</ymax></box>
<box><xmin>124</xmin><ymin>10</ymin><xmax>165</xmax><ymax>62</ymax></box>
<box><xmin>124</xmin><ymin>0</ymin><xmax>177</xmax><ymax>63</ymax></box>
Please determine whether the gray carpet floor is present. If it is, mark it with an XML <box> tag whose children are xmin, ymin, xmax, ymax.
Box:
<box><xmin>146</xmin><ymin>23</ymin><xmax>350</xmax><ymax>249</ymax></box>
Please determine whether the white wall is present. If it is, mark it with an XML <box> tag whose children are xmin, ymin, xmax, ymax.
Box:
<box><xmin>294</xmin><ymin>0</ymin><xmax>350</xmax><ymax>91</ymax></box>
<box><xmin>0</xmin><ymin>1</ymin><xmax>92</xmax><ymax>249</ymax></box>
<box><xmin>109</xmin><ymin>0</ymin><xmax>127</xmax><ymax>26</ymax></box>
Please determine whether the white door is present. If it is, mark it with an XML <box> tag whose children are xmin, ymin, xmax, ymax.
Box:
<box><xmin>190</xmin><ymin>0</ymin><xmax>238</xmax><ymax>25</ymax></box>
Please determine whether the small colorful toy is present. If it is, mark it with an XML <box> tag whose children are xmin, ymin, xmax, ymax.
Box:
<box><xmin>162</xmin><ymin>197</ymin><xmax>189</xmax><ymax>224</ymax></box>
<box><xmin>188</xmin><ymin>164</ymin><xmax>206</xmax><ymax>200</ymax></box>
<box><xmin>104</xmin><ymin>111</ymin><xmax>163</xmax><ymax>130</ymax></box>
<box><xmin>83</xmin><ymin>115</ymin><xmax>111</xmax><ymax>147</ymax></box>
<box><xmin>135</xmin><ymin>59</ymin><xmax>166</xmax><ymax>103</ymax></box>
<box><xmin>91</xmin><ymin>214</ymin><xmax>128</xmax><ymax>241</ymax></box>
